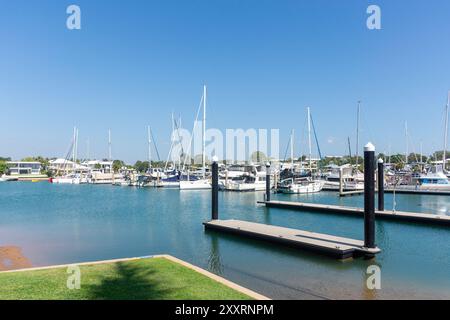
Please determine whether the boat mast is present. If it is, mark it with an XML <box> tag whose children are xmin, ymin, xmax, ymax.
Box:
<box><xmin>355</xmin><ymin>101</ymin><xmax>361</xmax><ymax>170</ymax></box>
<box><xmin>75</xmin><ymin>128</ymin><xmax>79</xmax><ymax>164</ymax></box>
<box><xmin>108</xmin><ymin>129</ymin><xmax>112</xmax><ymax>161</ymax></box>
<box><xmin>72</xmin><ymin>126</ymin><xmax>77</xmax><ymax>174</ymax></box>
<box><xmin>147</xmin><ymin>125</ymin><xmax>152</xmax><ymax>168</ymax></box>
<box><xmin>290</xmin><ymin>129</ymin><xmax>294</xmax><ymax>170</ymax></box>
<box><xmin>307</xmin><ymin>107</ymin><xmax>312</xmax><ymax>171</ymax></box>
<box><xmin>86</xmin><ymin>138</ymin><xmax>90</xmax><ymax>161</ymax></box>
<box><xmin>388</xmin><ymin>143</ymin><xmax>391</xmax><ymax>164</ymax></box>
<box><xmin>72</xmin><ymin>127</ymin><xmax>76</xmax><ymax>164</ymax></box>
<box><xmin>202</xmin><ymin>85</ymin><xmax>206</xmax><ymax>179</ymax></box>
<box><xmin>443</xmin><ymin>92</ymin><xmax>449</xmax><ymax>171</ymax></box>
<box><xmin>405</xmin><ymin>121</ymin><xmax>408</xmax><ymax>165</ymax></box>
<box><xmin>420</xmin><ymin>142</ymin><xmax>423</xmax><ymax>164</ymax></box>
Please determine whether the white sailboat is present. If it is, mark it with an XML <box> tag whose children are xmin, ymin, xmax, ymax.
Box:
<box><xmin>279</xmin><ymin>107</ymin><xmax>323</xmax><ymax>194</ymax></box>
<box><xmin>443</xmin><ymin>91</ymin><xmax>449</xmax><ymax>176</ymax></box>
<box><xmin>52</xmin><ymin>127</ymin><xmax>82</xmax><ymax>184</ymax></box>
<box><xmin>180</xmin><ymin>85</ymin><xmax>211</xmax><ymax>190</ymax></box>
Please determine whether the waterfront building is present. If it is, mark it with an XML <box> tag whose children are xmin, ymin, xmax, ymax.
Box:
<box><xmin>48</xmin><ymin>158</ymin><xmax>89</xmax><ymax>175</ymax></box>
<box><xmin>6</xmin><ymin>161</ymin><xmax>42</xmax><ymax>176</ymax></box>
<box><xmin>82</xmin><ymin>160</ymin><xmax>113</xmax><ymax>174</ymax></box>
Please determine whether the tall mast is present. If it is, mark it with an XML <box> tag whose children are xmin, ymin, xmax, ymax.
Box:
<box><xmin>147</xmin><ymin>125</ymin><xmax>152</xmax><ymax>168</ymax></box>
<box><xmin>171</xmin><ymin>112</ymin><xmax>175</xmax><ymax>169</ymax></box>
<box><xmin>75</xmin><ymin>128</ymin><xmax>79</xmax><ymax>164</ymax></box>
<box><xmin>355</xmin><ymin>101</ymin><xmax>361</xmax><ymax>170</ymax></box>
<box><xmin>72</xmin><ymin>126</ymin><xmax>77</xmax><ymax>172</ymax></box>
<box><xmin>307</xmin><ymin>107</ymin><xmax>312</xmax><ymax>171</ymax></box>
<box><xmin>179</xmin><ymin>115</ymin><xmax>182</xmax><ymax>168</ymax></box>
<box><xmin>405</xmin><ymin>121</ymin><xmax>408</xmax><ymax>165</ymax></box>
<box><xmin>86</xmin><ymin>138</ymin><xmax>90</xmax><ymax>160</ymax></box>
<box><xmin>290</xmin><ymin>129</ymin><xmax>294</xmax><ymax>169</ymax></box>
<box><xmin>420</xmin><ymin>142</ymin><xmax>423</xmax><ymax>164</ymax></box>
<box><xmin>443</xmin><ymin>92</ymin><xmax>449</xmax><ymax>171</ymax></box>
<box><xmin>202</xmin><ymin>85</ymin><xmax>206</xmax><ymax>179</ymax></box>
<box><xmin>388</xmin><ymin>143</ymin><xmax>391</xmax><ymax>164</ymax></box>
<box><xmin>108</xmin><ymin>129</ymin><xmax>112</xmax><ymax>161</ymax></box>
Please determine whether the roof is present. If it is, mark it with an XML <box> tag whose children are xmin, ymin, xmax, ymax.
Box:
<box><xmin>7</xmin><ymin>161</ymin><xmax>41</xmax><ymax>165</ymax></box>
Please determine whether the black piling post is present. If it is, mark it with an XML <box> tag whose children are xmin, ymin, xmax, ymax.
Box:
<box><xmin>364</xmin><ymin>143</ymin><xmax>376</xmax><ymax>250</ymax></box>
<box><xmin>265</xmin><ymin>162</ymin><xmax>271</xmax><ymax>202</ymax></box>
<box><xmin>211</xmin><ymin>156</ymin><xmax>219</xmax><ymax>220</ymax></box>
<box><xmin>378</xmin><ymin>158</ymin><xmax>385</xmax><ymax>211</ymax></box>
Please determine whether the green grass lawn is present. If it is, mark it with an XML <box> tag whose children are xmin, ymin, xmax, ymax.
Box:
<box><xmin>0</xmin><ymin>257</ymin><xmax>252</xmax><ymax>300</ymax></box>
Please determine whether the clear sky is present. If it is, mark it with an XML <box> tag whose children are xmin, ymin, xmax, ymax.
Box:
<box><xmin>1</xmin><ymin>0</ymin><xmax>450</xmax><ymax>163</ymax></box>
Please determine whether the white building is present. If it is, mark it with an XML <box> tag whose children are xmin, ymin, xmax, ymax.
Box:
<box><xmin>6</xmin><ymin>161</ymin><xmax>42</xmax><ymax>176</ymax></box>
<box><xmin>48</xmin><ymin>158</ymin><xmax>89</xmax><ymax>174</ymax></box>
<box><xmin>82</xmin><ymin>160</ymin><xmax>113</xmax><ymax>174</ymax></box>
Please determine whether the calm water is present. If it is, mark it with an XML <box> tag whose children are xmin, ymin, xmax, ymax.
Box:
<box><xmin>1</xmin><ymin>182</ymin><xmax>449</xmax><ymax>299</ymax></box>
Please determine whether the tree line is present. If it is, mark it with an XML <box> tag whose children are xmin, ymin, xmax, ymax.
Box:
<box><xmin>1</xmin><ymin>150</ymin><xmax>449</xmax><ymax>175</ymax></box>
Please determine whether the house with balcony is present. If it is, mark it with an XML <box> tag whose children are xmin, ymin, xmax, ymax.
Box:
<box><xmin>6</xmin><ymin>161</ymin><xmax>43</xmax><ymax>177</ymax></box>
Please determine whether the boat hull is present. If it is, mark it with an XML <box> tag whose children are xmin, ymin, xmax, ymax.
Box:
<box><xmin>279</xmin><ymin>181</ymin><xmax>323</xmax><ymax>194</ymax></box>
<box><xmin>179</xmin><ymin>179</ymin><xmax>211</xmax><ymax>190</ymax></box>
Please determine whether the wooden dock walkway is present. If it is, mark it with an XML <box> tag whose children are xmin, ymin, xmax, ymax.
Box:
<box><xmin>204</xmin><ymin>219</ymin><xmax>380</xmax><ymax>259</ymax></box>
<box><xmin>324</xmin><ymin>188</ymin><xmax>450</xmax><ymax>196</ymax></box>
<box><xmin>385</xmin><ymin>188</ymin><xmax>450</xmax><ymax>196</ymax></box>
<box><xmin>259</xmin><ymin>200</ymin><xmax>450</xmax><ymax>226</ymax></box>
<box><xmin>339</xmin><ymin>190</ymin><xmax>365</xmax><ymax>197</ymax></box>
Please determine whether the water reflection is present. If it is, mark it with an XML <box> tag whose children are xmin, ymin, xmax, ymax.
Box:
<box><xmin>207</xmin><ymin>235</ymin><xmax>223</xmax><ymax>275</ymax></box>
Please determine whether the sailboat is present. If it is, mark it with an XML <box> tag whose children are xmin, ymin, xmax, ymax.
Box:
<box><xmin>278</xmin><ymin>107</ymin><xmax>324</xmax><ymax>194</ymax></box>
<box><xmin>444</xmin><ymin>91</ymin><xmax>449</xmax><ymax>177</ymax></box>
<box><xmin>179</xmin><ymin>85</ymin><xmax>212</xmax><ymax>190</ymax></box>
<box><xmin>51</xmin><ymin>127</ymin><xmax>83</xmax><ymax>184</ymax></box>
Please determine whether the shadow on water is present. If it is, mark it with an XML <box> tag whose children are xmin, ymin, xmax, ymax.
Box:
<box><xmin>84</xmin><ymin>262</ymin><xmax>174</xmax><ymax>300</ymax></box>
<box><xmin>207</xmin><ymin>236</ymin><xmax>224</xmax><ymax>275</ymax></box>
<box><xmin>203</xmin><ymin>226</ymin><xmax>381</xmax><ymax>299</ymax></box>
<box><xmin>204</xmin><ymin>229</ymin><xmax>370</xmax><ymax>269</ymax></box>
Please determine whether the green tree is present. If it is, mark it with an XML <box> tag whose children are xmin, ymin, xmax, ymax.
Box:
<box><xmin>0</xmin><ymin>161</ymin><xmax>8</xmax><ymax>175</ymax></box>
<box><xmin>390</xmin><ymin>154</ymin><xmax>405</xmax><ymax>164</ymax></box>
<box><xmin>113</xmin><ymin>160</ymin><xmax>125</xmax><ymax>172</ymax></box>
<box><xmin>250</xmin><ymin>151</ymin><xmax>267</xmax><ymax>164</ymax></box>
<box><xmin>134</xmin><ymin>160</ymin><xmax>150</xmax><ymax>173</ymax></box>
<box><xmin>430</xmin><ymin>151</ymin><xmax>444</xmax><ymax>162</ymax></box>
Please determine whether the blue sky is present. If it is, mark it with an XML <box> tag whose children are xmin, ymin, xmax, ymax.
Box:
<box><xmin>1</xmin><ymin>0</ymin><xmax>450</xmax><ymax>163</ymax></box>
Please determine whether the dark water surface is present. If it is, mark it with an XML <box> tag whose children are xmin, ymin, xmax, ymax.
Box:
<box><xmin>0</xmin><ymin>182</ymin><xmax>449</xmax><ymax>299</ymax></box>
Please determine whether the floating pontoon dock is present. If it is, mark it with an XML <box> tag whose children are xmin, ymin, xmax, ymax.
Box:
<box><xmin>339</xmin><ymin>190</ymin><xmax>365</xmax><ymax>197</ymax></box>
<box><xmin>204</xmin><ymin>219</ymin><xmax>380</xmax><ymax>259</ymax></box>
<box><xmin>258</xmin><ymin>200</ymin><xmax>450</xmax><ymax>226</ymax></box>
<box><xmin>384</xmin><ymin>189</ymin><xmax>450</xmax><ymax>196</ymax></box>
<box><xmin>339</xmin><ymin>189</ymin><xmax>450</xmax><ymax>196</ymax></box>
<box><xmin>205</xmin><ymin>147</ymin><xmax>382</xmax><ymax>260</ymax></box>
<box><xmin>328</xmin><ymin>188</ymin><xmax>450</xmax><ymax>196</ymax></box>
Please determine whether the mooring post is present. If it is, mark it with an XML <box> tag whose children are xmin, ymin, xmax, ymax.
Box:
<box><xmin>364</xmin><ymin>143</ymin><xmax>376</xmax><ymax>249</ymax></box>
<box><xmin>265</xmin><ymin>162</ymin><xmax>271</xmax><ymax>202</ymax></box>
<box><xmin>378</xmin><ymin>158</ymin><xmax>385</xmax><ymax>211</ymax></box>
<box><xmin>339</xmin><ymin>167</ymin><xmax>344</xmax><ymax>195</ymax></box>
<box><xmin>211</xmin><ymin>156</ymin><xmax>219</xmax><ymax>220</ymax></box>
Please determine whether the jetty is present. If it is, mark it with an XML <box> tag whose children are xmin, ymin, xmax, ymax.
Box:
<box><xmin>258</xmin><ymin>200</ymin><xmax>450</xmax><ymax>226</ymax></box>
<box><xmin>204</xmin><ymin>146</ymin><xmax>382</xmax><ymax>260</ymax></box>
<box><xmin>385</xmin><ymin>188</ymin><xmax>450</xmax><ymax>196</ymax></box>
<box><xmin>204</xmin><ymin>219</ymin><xmax>380</xmax><ymax>259</ymax></box>
<box><xmin>338</xmin><ymin>188</ymin><xmax>450</xmax><ymax>197</ymax></box>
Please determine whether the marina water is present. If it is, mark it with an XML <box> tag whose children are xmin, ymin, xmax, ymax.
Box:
<box><xmin>1</xmin><ymin>182</ymin><xmax>449</xmax><ymax>299</ymax></box>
